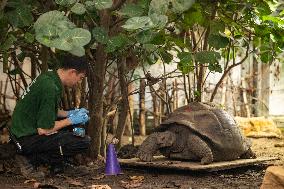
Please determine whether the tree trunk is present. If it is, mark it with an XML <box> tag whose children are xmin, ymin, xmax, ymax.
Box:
<box><xmin>139</xmin><ymin>79</ymin><xmax>146</xmax><ymax>136</ymax></box>
<box><xmin>115</xmin><ymin>57</ymin><xmax>129</xmax><ymax>148</ymax></box>
<box><xmin>88</xmin><ymin>10</ymin><xmax>110</xmax><ymax>158</ymax></box>
<box><xmin>124</xmin><ymin>83</ymin><xmax>134</xmax><ymax>136</ymax></box>
<box><xmin>100</xmin><ymin>122</ymin><xmax>107</xmax><ymax>158</ymax></box>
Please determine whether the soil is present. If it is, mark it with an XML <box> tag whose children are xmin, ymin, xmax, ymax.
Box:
<box><xmin>0</xmin><ymin>136</ymin><xmax>283</xmax><ymax>189</ymax></box>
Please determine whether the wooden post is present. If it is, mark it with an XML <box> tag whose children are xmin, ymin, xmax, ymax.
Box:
<box><xmin>160</xmin><ymin>79</ymin><xmax>167</xmax><ymax>120</ymax></box>
<box><xmin>241</xmin><ymin>78</ymin><xmax>251</xmax><ymax>118</ymax></box>
<box><xmin>139</xmin><ymin>79</ymin><xmax>146</xmax><ymax>136</ymax></box>
<box><xmin>221</xmin><ymin>78</ymin><xmax>228</xmax><ymax>106</ymax></box>
<box><xmin>171</xmin><ymin>81</ymin><xmax>175</xmax><ymax>111</ymax></box>
<box><xmin>174</xmin><ymin>79</ymin><xmax>178</xmax><ymax>109</ymax></box>
<box><xmin>151</xmin><ymin>88</ymin><xmax>160</xmax><ymax>127</ymax></box>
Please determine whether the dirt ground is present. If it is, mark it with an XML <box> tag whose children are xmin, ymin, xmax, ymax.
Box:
<box><xmin>0</xmin><ymin>136</ymin><xmax>283</xmax><ymax>189</ymax></box>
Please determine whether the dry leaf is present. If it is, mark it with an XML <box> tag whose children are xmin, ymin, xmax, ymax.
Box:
<box><xmin>129</xmin><ymin>176</ymin><xmax>144</xmax><ymax>182</ymax></box>
<box><xmin>69</xmin><ymin>180</ymin><xmax>84</xmax><ymax>187</ymax></box>
<box><xmin>89</xmin><ymin>184</ymin><xmax>111</xmax><ymax>189</ymax></box>
<box><xmin>24</xmin><ymin>179</ymin><xmax>37</xmax><ymax>184</ymax></box>
<box><xmin>93</xmin><ymin>174</ymin><xmax>105</xmax><ymax>180</ymax></box>
<box><xmin>120</xmin><ymin>180</ymin><xmax>142</xmax><ymax>189</ymax></box>
<box><xmin>120</xmin><ymin>175</ymin><xmax>144</xmax><ymax>188</ymax></box>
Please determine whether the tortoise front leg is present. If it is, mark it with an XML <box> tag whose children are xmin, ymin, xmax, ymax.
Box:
<box><xmin>137</xmin><ymin>131</ymin><xmax>176</xmax><ymax>162</ymax></box>
<box><xmin>186</xmin><ymin>135</ymin><xmax>214</xmax><ymax>165</ymax></box>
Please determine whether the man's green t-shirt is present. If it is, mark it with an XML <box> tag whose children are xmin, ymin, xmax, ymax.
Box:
<box><xmin>11</xmin><ymin>71</ymin><xmax>63</xmax><ymax>138</ymax></box>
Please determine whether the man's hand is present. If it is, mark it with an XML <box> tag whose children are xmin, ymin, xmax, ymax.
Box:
<box><xmin>68</xmin><ymin>111</ymin><xmax>89</xmax><ymax>125</ymax></box>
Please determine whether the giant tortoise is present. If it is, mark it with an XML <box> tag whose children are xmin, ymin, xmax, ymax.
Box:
<box><xmin>137</xmin><ymin>102</ymin><xmax>255</xmax><ymax>164</ymax></box>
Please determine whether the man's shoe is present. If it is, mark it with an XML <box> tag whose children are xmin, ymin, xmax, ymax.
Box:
<box><xmin>15</xmin><ymin>154</ymin><xmax>45</xmax><ymax>179</ymax></box>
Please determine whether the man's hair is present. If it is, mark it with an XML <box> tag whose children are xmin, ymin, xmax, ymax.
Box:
<box><xmin>60</xmin><ymin>54</ymin><xmax>88</xmax><ymax>73</ymax></box>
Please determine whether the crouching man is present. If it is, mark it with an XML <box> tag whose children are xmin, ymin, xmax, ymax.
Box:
<box><xmin>10</xmin><ymin>54</ymin><xmax>91</xmax><ymax>179</ymax></box>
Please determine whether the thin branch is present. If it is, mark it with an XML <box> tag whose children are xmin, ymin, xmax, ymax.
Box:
<box><xmin>210</xmin><ymin>44</ymin><xmax>250</xmax><ymax>102</ymax></box>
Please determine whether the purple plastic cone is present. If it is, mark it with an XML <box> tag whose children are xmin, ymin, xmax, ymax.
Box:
<box><xmin>105</xmin><ymin>144</ymin><xmax>122</xmax><ymax>175</ymax></box>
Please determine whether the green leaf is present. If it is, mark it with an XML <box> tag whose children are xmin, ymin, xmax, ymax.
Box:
<box><xmin>194</xmin><ymin>90</ymin><xmax>201</xmax><ymax>98</ymax></box>
<box><xmin>159</xmin><ymin>49</ymin><xmax>172</xmax><ymax>64</ymax></box>
<box><xmin>259</xmin><ymin>44</ymin><xmax>274</xmax><ymax>63</ymax></box>
<box><xmin>208</xmin><ymin>34</ymin><xmax>229</xmax><ymax>49</ymax></box>
<box><xmin>55</xmin><ymin>0</ymin><xmax>76</xmax><ymax>6</ymax></box>
<box><xmin>137</xmin><ymin>0</ymin><xmax>151</xmax><ymax>10</ymax></box>
<box><xmin>92</xmin><ymin>27</ymin><xmax>109</xmax><ymax>44</ymax></box>
<box><xmin>178</xmin><ymin>52</ymin><xmax>192</xmax><ymax>63</ymax></box>
<box><xmin>1</xmin><ymin>35</ymin><xmax>17</xmax><ymax>51</ymax></box>
<box><xmin>260</xmin><ymin>52</ymin><xmax>273</xmax><ymax>63</ymax></box>
<box><xmin>68</xmin><ymin>46</ymin><xmax>85</xmax><ymax>57</ymax></box>
<box><xmin>145</xmin><ymin>53</ymin><xmax>159</xmax><ymax>65</ymax></box>
<box><xmin>71</xmin><ymin>3</ymin><xmax>86</xmax><ymax>15</ymax></box>
<box><xmin>62</xmin><ymin>28</ymin><xmax>91</xmax><ymax>47</ymax></box>
<box><xmin>168</xmin><ymin>36</ymin><xmax>186</xmax><ymax>48</ymax></box>
<box><xmin>149</xmin><ymin>13</ymin><xmax>168</xmax><ymax>29</ymax></box>
<box><xmin>24</xmin><ymin>32</ymin><xmax>34</xmax><ymax>43</ymax></box>
<box><xmin>49</xmin><ymin>38</ymin><xmax>73</xmax><ymax>51</ymax></box>
<box><xmin>6</xmin><ymin>7</ymin><xmax>33</xmax><ymax>27</ymax></box>
<box><xmin>210</xmin><ymin>20</ymin><xmax>225</xmax><ymax>34</ymax></box>
<box><xmin>122</xmin><ymin>16</ymin><xmax>153</xmax><ymax>30</ymax></box>
<box><xmin>94</xmin><ymin>0</ymin><xmax>113</xmax><ymax>10</ymax></box>
<box><xmin>195</xmin><ymin>51</ymin><xmax>221</xmax><ymax>64</ymax></box>
<box><xmin>35</xmin><ymin>25</ymin><xmax>62</xmax><ymax>48</ymax></box>
<box><xmin>34</xmin><ymin>11</ymin><xmax>91</xmax><ymax>51</ymax></box>
<box><xmin>119</xmin><ymin>3</ymin><xmax>145</xmax><ymax>17</ymax></box>
<box><xmin>183</xmin><ymin>4</ymin><xmax>204</xmax><ymax>27</ymax></box>
<box><xmin>208</xmin><ymin>63</ymin><xmax>222</xmax><ymax>73</ymax></box>
<box><xmin>145</xmin><ymin>56</ymin><xmax>154</xmax><ymax>65</ymax></box>
<box><xmin>34</xmin><ymin>11</ymin><xmax>69</xmax><ymax>33</ymax></box>
<box><xmin>170</xmin><ymin>0</ymin><xmax>195</xmax><ymax>13</ymax></box>
<box><xmin>136</xmin><ymin>30</ymin><xmax>156</xmax><ymax>44</ymax></box>
<box><xmin>151</xmin><ymin>33</ymin><xmax>165</xmax><ymax>45</ymax></box>
<box><xmin>262</xmin><ymin>15</ymin><xmax>284</xmax><ymax>26</ymax></box>
<box><xmin>149</xmin><ymin>0</ymin><xmax>169</xmax><ymax>15</ymax></box>
<box><xmin>143</xmin><ymin>44</ymin><xmax>156</xmax><ymax>52</ymax></box>
<box><xmin>257</xmin><ymin>1</ymin><xmax>272</xmax><ymax>15</ymax></box>
<box><xmin>85</xmin><ymin>1</ymin><xmax>96</xmax><ymax>11</ymax></box>
<box><xmin>177</xmin><ymin>52</ymin><xmax>193</xmax><ymax>74</ymax></box>
<box><xmin>106</xmin><ymin>35</ymin><xmax>129</xmax><ymax>52</ymax></box>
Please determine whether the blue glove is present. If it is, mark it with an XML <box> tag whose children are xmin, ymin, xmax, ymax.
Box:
<box><xmin>67</xmin><ymin>109</ymin><xmax>79</xmax><ymax>117</ymax></box>
<box><xmin>67</xmin><ymin>108</ymin><xmax>89</xmax><ymax>117</ymax></box>
<box><xmin>78</xmin><ymin>108</ymin><xmax>89</xmax><ymax>115</ymax></box>
<box><xmin>68</xmin><ymin>112</ymin><xmax>89</xmax><ymax>125</ymax></box>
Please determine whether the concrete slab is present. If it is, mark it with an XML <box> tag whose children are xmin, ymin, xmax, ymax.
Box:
<box><xmin>119</xmin><ymin>156</ymin><xmax>279</xmax><ymax>172</ymax></box>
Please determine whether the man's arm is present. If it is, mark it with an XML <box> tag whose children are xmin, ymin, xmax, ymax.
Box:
<box><xmin>37</xmin><ymin>111</ymin><xmax>89</xmax><ymax>135</ymax></box>
<box><xmin>57</xmin><ymin>109</ymin><xmax>68</xmax><ymax>118</ymax></box>
<box><xmin>37</xmin><ymin>118</ymin><xmax>72</xmax><ymax>135</ymax></box>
